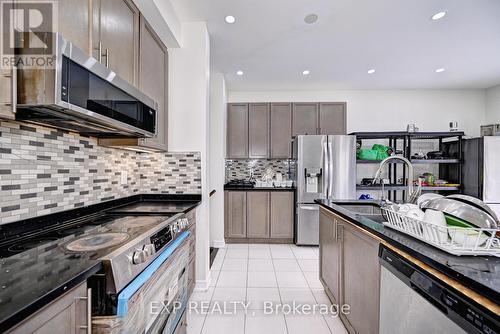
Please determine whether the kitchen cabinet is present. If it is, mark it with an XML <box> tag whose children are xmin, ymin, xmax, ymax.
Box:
<box><xmin>58</xmin><ymin>0</ymin><xmax>92</xmax><ymax>55</ymax></box>
<box><xmin>227</xmin><ymin>104</ymin><xmax>249</xmax><ymax>158</ymax></box>
<box><xmin>341</xmin><ymin>222</ymin><xmax>380</xmax><ymax>334</ymax></box>
<box><xmin>247</xmin><ymin>192</ymin><xmax>270</xmax><ymax>238</ymax></box>
<box><xmin>138</xmin><ymin>16</ymin><xmax>168</xmax><ymax>150</ymax></box>
<box><xmin>319</xmin><ymin>207</ymin><xmax>380</xmax><ymax>334</ymax></box>
<box><xmin>225</xmin><ymin>190</ymin><xmax>294</xmax><ymax>242</ymax></box>
<box><xmin>0</xmin><ymin>68</ymin><xmax>15</xmax><ymax>120</ymax></box>
<box><xmin>293</xmin><ymin>103</ymin><xmax>319</xmax><ymax>136</ymax></box>
<box><xmin>319</xmin><ymin>103</ymin><xmax>346</xmax><ymax>135</ymax></box>
<box><xmin>248</xmin><ymin>103</ymin><xmax>270</xmax><ymax>158</ymax></box>
<box><xmin>270</xmin><ymin>103</ymin><xmax>292</xmax><ymax>158</ymax></box>
<box><xmin>270</xmin><ymin>192</ymin><xmax>294</xmax><ymax>238</ymax></box>
<box><xmin>93</xmin><ymin>0</ymin><xmax>140</xmax><ymax>86</ymax></box>
<box><xmin>319</xmin><ymin>210</ymin><xmax>342</xmax><ymax>303</ymax></box>
<box><xmin>7</xmin><ymin>281</ymin><xmax>90</xmax><ymax>334</ymax></box>
<box><xmin>224</xmin><ymin>191</ymin><xmax>247</xmax><ymax>238</ymax></box>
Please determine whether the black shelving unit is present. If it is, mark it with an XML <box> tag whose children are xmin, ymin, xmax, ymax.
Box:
<box><xmin>350</xmin><ymin>131</ymin><xmax>464</xmax><ymax>201</ymax></box>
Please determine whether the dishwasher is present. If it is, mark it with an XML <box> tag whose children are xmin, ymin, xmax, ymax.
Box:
<box><xmin>378</xmin><ymin>245</ymin><xmax>499</xmax><ymax>334</ymax></box>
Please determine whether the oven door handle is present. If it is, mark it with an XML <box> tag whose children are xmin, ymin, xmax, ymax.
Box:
<box><xmin>116</xmin><ymin>231</ymin><xmax>191</xmax><ymax>317</ymax></box>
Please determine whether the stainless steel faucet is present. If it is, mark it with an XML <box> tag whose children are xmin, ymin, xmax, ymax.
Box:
<box><xmin>372</xmin><ymin>156</ymin><xmax>416</xmax><ymax>203</ymax></box>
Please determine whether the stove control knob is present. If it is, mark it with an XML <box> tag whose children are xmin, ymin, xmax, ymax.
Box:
<box><xmin>143</xmin><ymin>244</ymin><xmax>155</xmax><ymax>257</ymax></box>
<box><xmin>172</xmin><ymin>223</ymin><xmax>180</xmax><ymax>233</ymax></box>
<box><xmin>132</xmin><ymin>249</ymin><xmax>147</xmax><ymax>265</ymax></box>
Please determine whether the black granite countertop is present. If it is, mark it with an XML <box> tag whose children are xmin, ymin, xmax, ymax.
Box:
<box><xmin>0</xmin><ymin>193</ymin><xmax>201</xmax><ymax>332</ymax></box>
<box><xmin>224</xmin><ymin>185</ymin><xmax>296</xmax><ymax>191</ymax></box>
<box><xmin>316</xmin><ymin>199</ymin><xmax>500</xmax><ymax>306</ymax></box>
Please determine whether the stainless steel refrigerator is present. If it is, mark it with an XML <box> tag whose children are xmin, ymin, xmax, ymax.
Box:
<box><xmin>461</xmin><ymin>136</ymin><xmax>500</xmax><ymax>218</ymax></box>
<box><xmin>292</xmin><ymin>135</ymin><xmax>357</xmax><ymax>245</ymax></box>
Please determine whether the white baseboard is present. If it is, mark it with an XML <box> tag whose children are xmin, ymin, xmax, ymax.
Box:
<box><xmin>194</xmin><ymin>271</ymin><xmax>211</xmax><ymax>291</ymax></box>
<box><xmin>211</xmin><ymin>239</ymin><xmax>226</xmax><ymax>248</ymax></box>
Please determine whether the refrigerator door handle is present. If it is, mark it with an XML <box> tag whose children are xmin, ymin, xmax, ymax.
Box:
<box><xmin>327</xmin><ymin>138</ymin><xmax>334</xmax><ymax>199</ymax></box>
<box><xmin>323</xmin><ymin>140</ymin><xmax>329</xmax><ymax>199</ymax></box>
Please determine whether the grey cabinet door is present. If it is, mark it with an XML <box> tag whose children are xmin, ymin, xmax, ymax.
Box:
<box><xmin>0</xmin><ymin>69</ymin><xmax>15</xmax><ymax>120</ymax></box>
<box><xmin>95</xmin><ymin>0</ymin><xmax>140</xmax><ymax>86</ymax></box>
<box><xmin>319</xmin><ymin>210</ymin><xmax>341</xmax><ymax>304</ymax></box>
<box><xmin>319</xmin><ymin>103</ymin><xmax>346</xmax><ymax>135</ymax></box>
<box><xmin>227</xmin><ymin>104</ymin><xmax>249</xmax><ymax>158</ymax></box>
<box><xmin>293</xmin><ymin>103</ymin><xmax>319</xmax><ymax>135</ymax></box>
<box><xmin>139</xmin><ymin>16</ymin><xmax>168</xmax><ymax>150</ymax></box>
<box><xmin>341</xmin><ymin>222</ymin><xmax>380</xmax><ymax>334</ymax></box>
<box><xmin>248</xmin><ymin>103</ymin><xmax>270</xmax><ymax>158</ymax></box>
<box><xmin>58</xmin><ymin>0</ymin><xmax>91</xmax><ymax>55</ymax></box>
<box><xmin>7</xmin><ymin>282</ymin><xmax>89</xmax><ymax>334</ymax></box>
<box><xmin>224</xmin><ymin>191</ymin><xmax>247</xmax><ymax>238</ymax></box>
<box><xmin>270</xmin><ymin>103</ymin><xmax>292</xmax><ymax>158</ymax></box>
<box><xmin>247</xmin><ymin>192</ymin><xmax>270</xmax><ymax>238</ymax></box>
<box><xmin>270</xmin><ymin>192</ymin><xmax>294</xmax><ymax>238</ymax></box>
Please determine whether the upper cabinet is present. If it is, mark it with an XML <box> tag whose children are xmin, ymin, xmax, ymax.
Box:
<box><xmin>270</xmin><ymin>103</ymin><xmax>292</xmax><ymax>158</ymax></box>
<box><xmin>227</xmin><ymin>104</ymin><xmax>249</xmax><ymax>158</ymax></box>
<box><xmin>249</xmin><ymin>103</ymin><xmax>270</xmax><ymax>158</ymax></box>
<box><xmin>138</xmin><ymin>16</ymin><xmax>168</xmax><ymax>150</ymax></box>
<box><xmin>319</xmin><ymin>102</ymin><xmax>347</xmax><ymax>135</ymax></box>
<box><xmin>0</xmin><ymin>69</ymin><xmax>15</xmax><ymax>120</ymax></box>
<box><xmin>58</xmin><ymin>0</ymin><xmax>92</xmax><ymax>55</ymax></box>
<box><xmin>93</xmin><ymin>0</ymin><xmax>140</xmax><ymax>86</ymax></box>
<box><xmin>293</xmin><ymin>103</ymin><xmax>319</xmax><ymax>136</ymax></box>
<box><xmin>226</xmin><ymin>102</ymin><xmax>346</xmax><ymax>158</ymax></box>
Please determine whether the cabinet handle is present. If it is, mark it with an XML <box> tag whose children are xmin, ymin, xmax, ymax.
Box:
<box><xmin>3</xmin><ymin>67</ymin><xmax>17</xmax><ymax>114</ymax></box>
<box><xmin>97</xmin><ymin>42</ymin><xmax>102</xmax><ymax>63</ymax></box>
<box><xmin>105</xmin><ymin>49</ymin><xmax>109</xmax><ymax>67</ymax></box>
<box><xmin>333</xmin><ymin>219</ymin><xmax>337</xmax><ymax>240</ymax></box>
<box><xmin>76</xmin><ymin>288</ymin><xmax>92</xmax><ymax>333</ymax></box>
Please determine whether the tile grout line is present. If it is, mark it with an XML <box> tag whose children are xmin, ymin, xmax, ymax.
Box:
<box><xmin>271</xmin><ymin>244</ymin><xmax>290</xmax><ymax>334</ymax></box>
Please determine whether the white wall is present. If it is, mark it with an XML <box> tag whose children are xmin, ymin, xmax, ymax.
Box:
<box><xmin>169</xmin><ymin>22</ymin><xmax>211</xmax><ymax>289</ymax></box>
<box><xmin>209</xmin><ymin>72</ymin><xmax>227</xmax><ymax>248</ymax></box>
<box><xmin>228</xmin><ymin>90</ymin><xmax>486</xmax><ymax>136</ymax></box>
<box><xmin>486</xmin><ymin>85</ymin><xmax>500</xmax><ymax>124</ymax></box>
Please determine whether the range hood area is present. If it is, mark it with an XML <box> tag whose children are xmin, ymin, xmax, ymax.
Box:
<box><xmin>14</xmin><ymin>34</ymin><xmax>166</xmax><ymax>152</ymax></box>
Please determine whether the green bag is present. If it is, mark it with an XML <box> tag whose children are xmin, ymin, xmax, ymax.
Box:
<box><xmin>357</xmin><ymin>149</ymin><xmax>379</xmax><ymax>160</ymax></box>
<box><xmin>372</xmin><ymin>144</ymin><xmax>390</xmax><ymax>160</ymax></box>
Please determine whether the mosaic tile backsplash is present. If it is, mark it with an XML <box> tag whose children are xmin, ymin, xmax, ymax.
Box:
<box><xmin>225</xmin><ymin>159</ymin><xmax>295</xmax><ymax>182</ymax></box>
<box><xmin>0</xmin><ymin>121</ymin><xmax>201</xmax><ymax>224</ymax></box>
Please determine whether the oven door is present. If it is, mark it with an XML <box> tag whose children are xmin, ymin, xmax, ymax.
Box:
<box><xmin>92</xmin><ymin>231</ymin><xmax>191</xmax><ymax>334</ymax></box>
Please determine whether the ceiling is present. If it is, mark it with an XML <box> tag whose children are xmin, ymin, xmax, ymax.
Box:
<box><xmin>171</xmin><ymin>0</ymin><xmax>500</xmax><ymax>91</ymax></box>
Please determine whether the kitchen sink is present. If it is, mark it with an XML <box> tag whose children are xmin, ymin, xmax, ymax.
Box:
<box><xmin>337</xmin><ymin>203</ymin><xmax>386</xmax><ymax>223</ymax></box>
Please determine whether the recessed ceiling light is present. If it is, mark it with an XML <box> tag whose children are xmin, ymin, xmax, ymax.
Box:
<box><xmin>367</xmin><ymin>69</ymin><xmax>376</xmax><ymax>74</ymax></box>
<box><xmin>225</xmin><ymin>15</ymin><xmax>236</xmax><ymax>24</ymax></box>
<box><xmin>236</xmin><ymin>70</ymin><xmax>244</xmax><ymax>76</ymax></box>
<box><xmin>302</xmin><ymin>70</ymin><xmax>310</xmax><ymax>75</ymax></box>
<box><xmin>431</xmin><ymin>11</ymin><xmax>446</xmax><ymax>21</ymax></box>
<box><xmin>435</xmin><ymin>68</ymin><xmax>446</xmax><ymax>73</ymax></box>
<box><xmin>304</xmin><ymin>14</ymin><xmax>318</xmax><ymax>24</ymax></box>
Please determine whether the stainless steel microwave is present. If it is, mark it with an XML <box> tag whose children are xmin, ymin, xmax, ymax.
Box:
<box><xmin>15</xmin><ymin>34</ymin><xmax>157</xmax><ymax>138</ymax></box>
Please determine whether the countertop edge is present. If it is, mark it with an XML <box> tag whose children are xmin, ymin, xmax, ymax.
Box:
<box><xmin>315</xmin><ymin>200</ymin><xmax>500</xmax><ymax>314</ymax></box>
<box><xmin>0</xmin><ymin>261</ymin><xmax>103</xmax><ymax>333</ymax></box>
<box><xmin>224</xmin><ymin>186</ymin><xmax>296</xmax><ymax>191</ymax></box>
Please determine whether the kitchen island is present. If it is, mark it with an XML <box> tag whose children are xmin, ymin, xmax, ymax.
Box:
<box><xmin>316</xmin><ymin>199</ymin><xmax>500</xmax><ymax>334</ymax></box>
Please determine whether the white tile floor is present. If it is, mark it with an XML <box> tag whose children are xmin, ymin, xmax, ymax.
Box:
<box><xmin>187</xmin><ymin>243</ymin><xmax>348</xmax><ymax>334</ymax></box>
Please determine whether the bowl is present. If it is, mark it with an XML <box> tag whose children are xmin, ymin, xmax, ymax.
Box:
<box><xmin>423</xmin><ymin>209</ymin><xmax>448</xmax><ymax>243</ymax></box>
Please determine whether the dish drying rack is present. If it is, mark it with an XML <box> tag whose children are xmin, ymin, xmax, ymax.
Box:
<box><xmin>381</xmin><ymin>207</ymin><xmax>500</xmax><ymax>256</ymax></box>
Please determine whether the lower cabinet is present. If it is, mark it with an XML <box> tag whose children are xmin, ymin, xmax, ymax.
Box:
<box><xmin>224</xmin><ymin>191</ymin><xmax>247</xmax><ymax>238</ymax></box>
<box><xmin>7</xmin><ymin>281</ymin><xmax>90</xmax><ymax>334</ymax></box>
<box><xmin>247</xmin><ymin>192</ymin><xmax>270</xmax><ymax>238</ymax></box>
<box><xmin>224</xmin><ymin>190</ymin><xmax>294</xmax><ymax>241</ymax></box>
<box><xmin>319</xmin><ymin>207</ymin><xmax>381</xmax><ymax>334</ymax></box>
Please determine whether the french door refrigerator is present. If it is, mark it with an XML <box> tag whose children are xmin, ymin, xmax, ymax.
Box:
<box><xmin>292</xmin><ymin>135</ymin><xmax>356</xmax><ymax>245</ymax></box>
